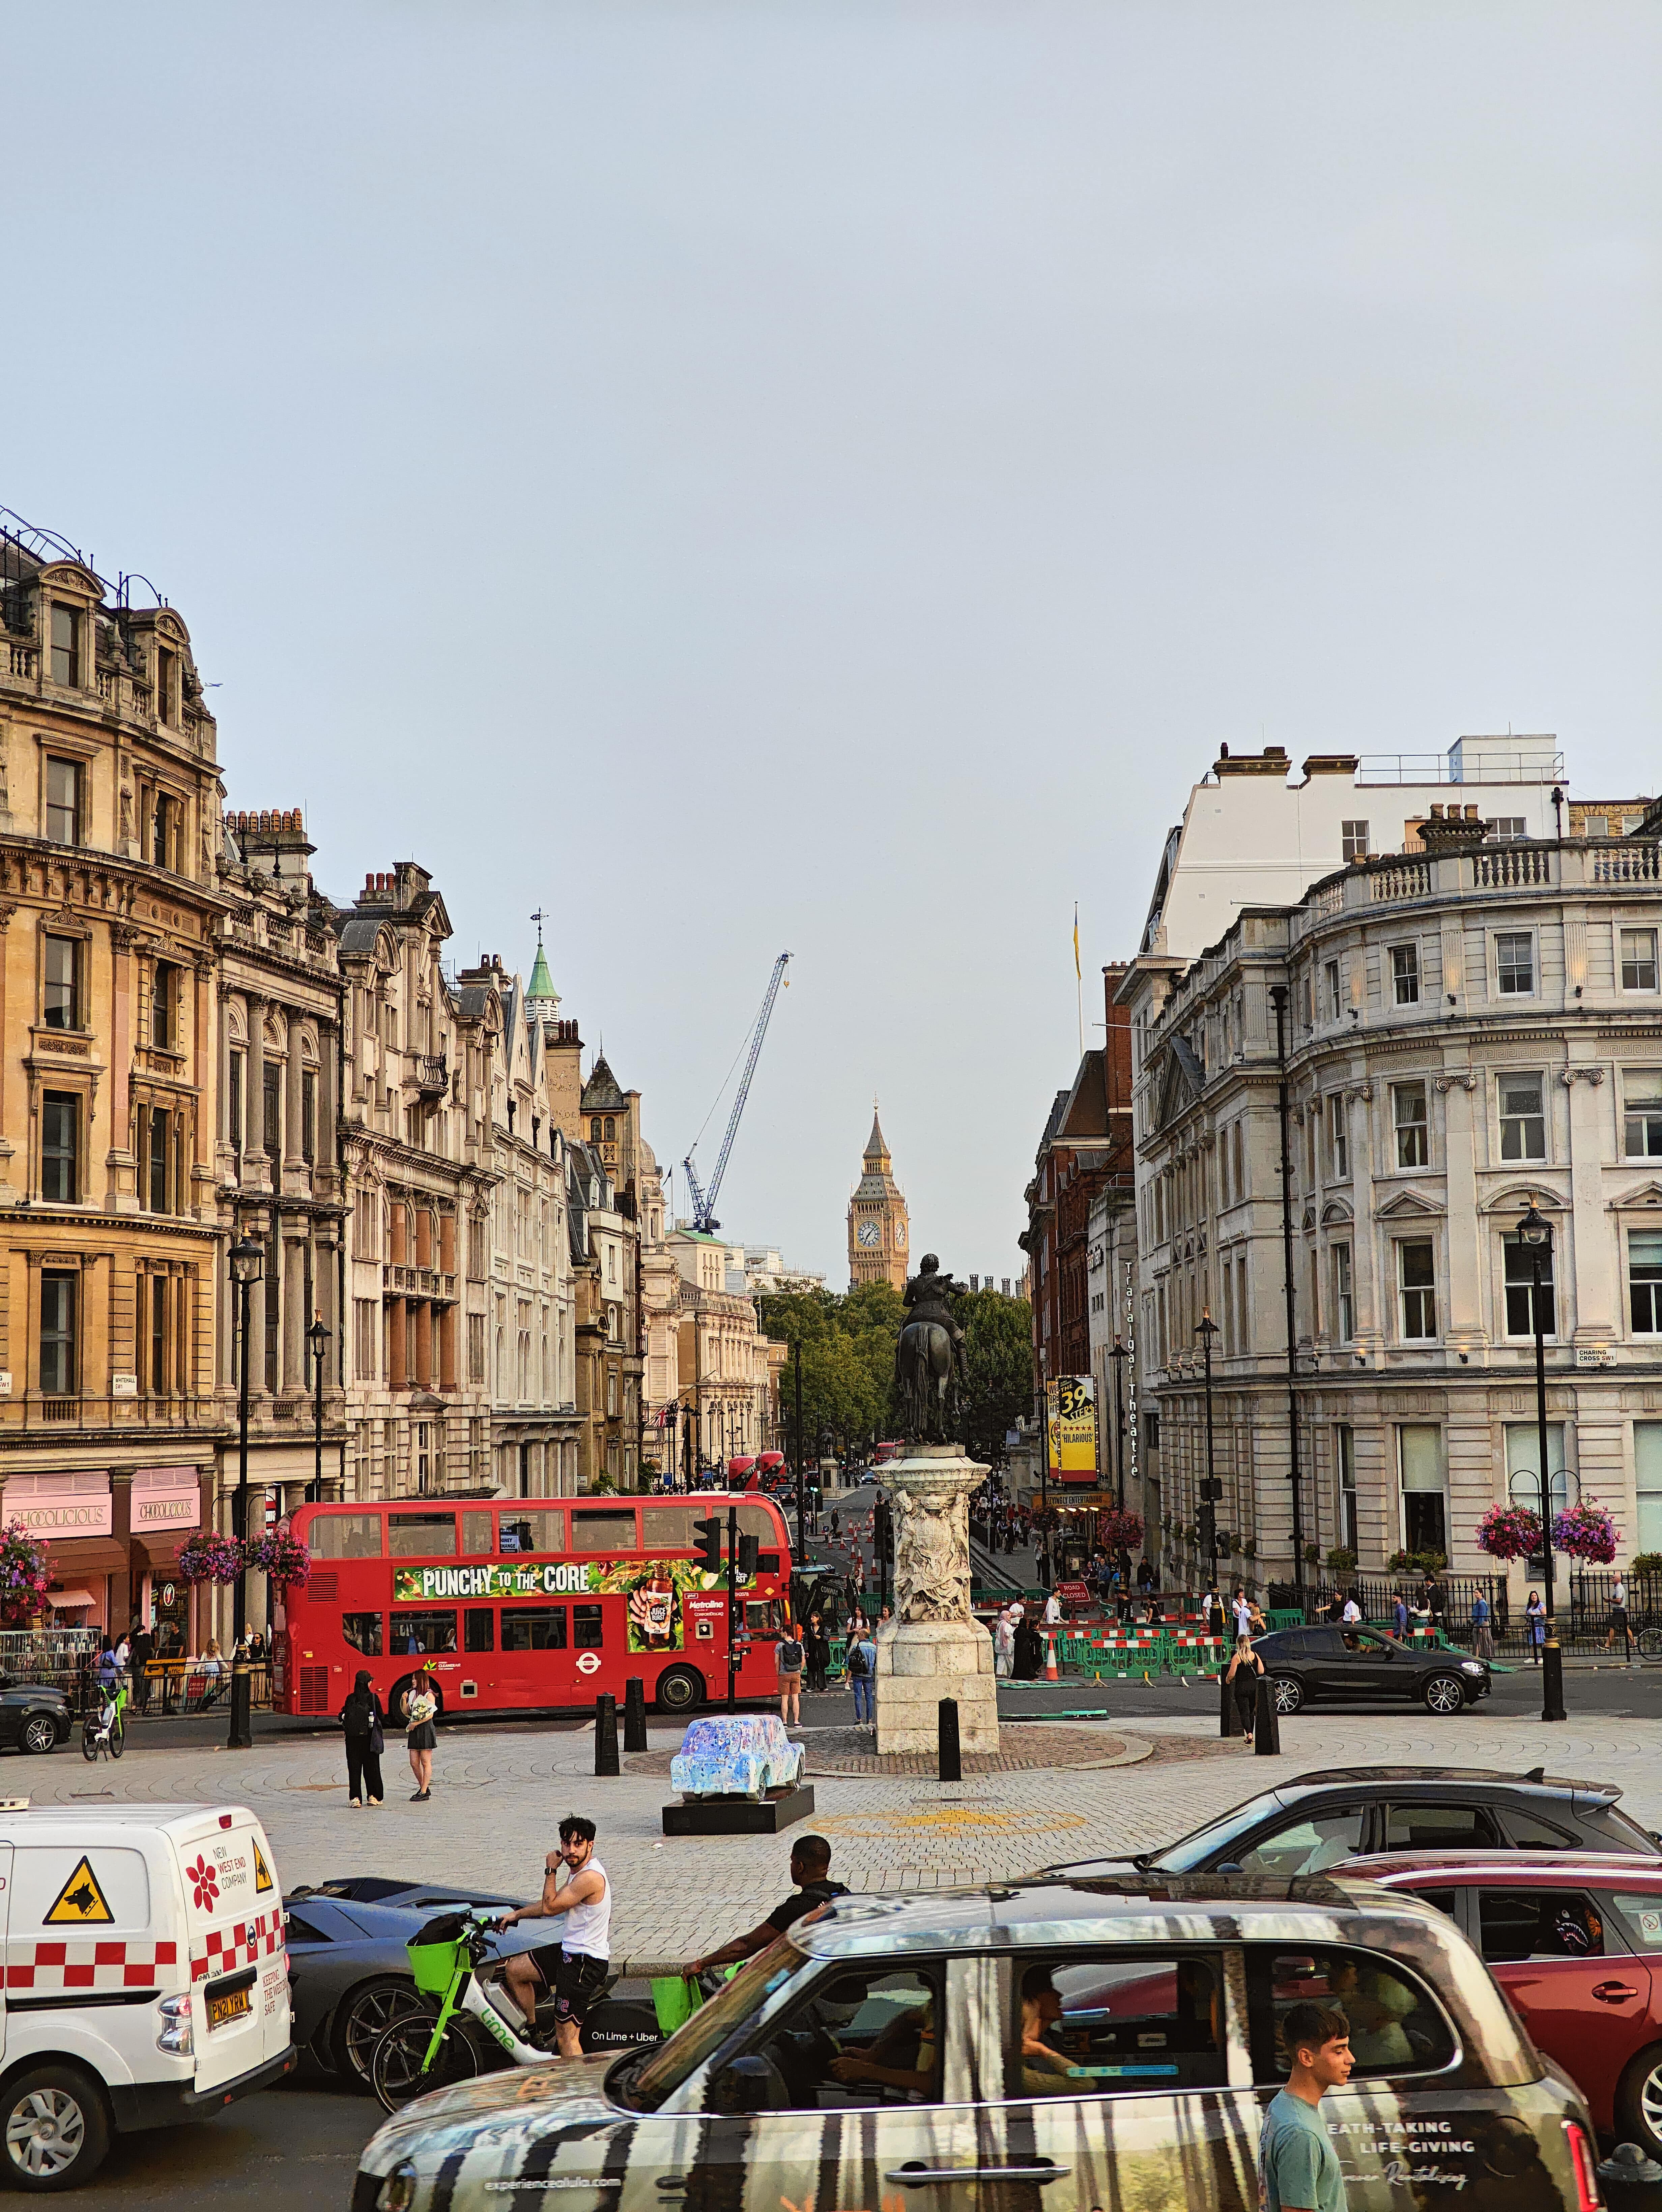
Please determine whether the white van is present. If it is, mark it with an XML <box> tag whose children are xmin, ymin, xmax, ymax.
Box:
<box><xmin>0</xmin><ymin>1802</ymin><xmax>294</xmax><ymax>2189</ymax></box>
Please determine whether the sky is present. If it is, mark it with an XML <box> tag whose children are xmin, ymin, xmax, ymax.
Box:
<box><xmin>7</xmin><ymin>2</ymin><xmax>1659</xmax><ymax>1283</ymax></box>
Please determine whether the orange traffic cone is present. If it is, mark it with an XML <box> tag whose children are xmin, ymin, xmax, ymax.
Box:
<box><xmin>1045</xmin><ymin>1632</ymin><xmax>1059</xmax><ymax>1682</ymax></box>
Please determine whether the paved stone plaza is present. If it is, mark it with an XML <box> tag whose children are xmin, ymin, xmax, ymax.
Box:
<box><xmin>31</xmin><ymin>1708</ymin><xmax>1662</xmax><ymax>1970</ymax></box>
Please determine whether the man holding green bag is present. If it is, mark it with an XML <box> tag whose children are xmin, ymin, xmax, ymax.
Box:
<box><xmin>683</xmin><ymin>1835</ymin><xmax>847</xmax><ymax>1980</ymax></box>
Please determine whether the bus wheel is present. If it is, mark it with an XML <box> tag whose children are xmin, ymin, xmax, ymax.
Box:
<box><xmin>655</xmin><ymin>1666</ymin><xmax>705</xmax><ymax>1715</ymax></box>
<box><xmin>387</xmin><ymin>1675</ymin><xmax>445</xmax><ymax>1727</ymax></box>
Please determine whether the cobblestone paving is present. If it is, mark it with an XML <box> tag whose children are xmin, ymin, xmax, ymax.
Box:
<box><xmin>29</xmin><ymin>1707</ymin><xmax>1662</xmax><ymax>1970</ymax></box>
<box><xmin>625</xmin><ymin>1725</ymin><xmax>1149</xmax><ymax>1778</ymax></box>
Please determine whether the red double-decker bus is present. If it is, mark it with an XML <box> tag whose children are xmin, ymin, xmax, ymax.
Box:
<box><xmin>271</xmin><ymin>1493</ymin><xmax>793</xmax><ymax>1724</ymax></box>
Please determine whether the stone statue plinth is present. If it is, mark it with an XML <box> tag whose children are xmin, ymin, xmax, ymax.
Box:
<box><xmin>874</xmin><ymin>1444</ymin><xmax>999</xmax><ymax>1756</ymax></box>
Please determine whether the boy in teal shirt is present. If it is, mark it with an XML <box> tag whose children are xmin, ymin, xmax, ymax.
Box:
<box><xmin>1259</xmin><ymin>2001</ymin><xmax>1353</xmax><ymax>2212</ymax></box>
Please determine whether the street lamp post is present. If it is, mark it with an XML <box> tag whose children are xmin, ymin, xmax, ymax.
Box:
<box><xmin>1109</xmin><ymin>1338</ymin><xmax>1130</xmax><ymax>1512</ymax></box>
<box><xmin>227</xmin><ymin>1233</ymin><xmax>265</xmax><ymax>1752</ymax></box>
<box><xmin>306</xmin><ymin>1315</ymin><xmax>331</xmax><ymax>1506</ymax></box>
<box><xmin>1196</xmin><ymin>1309</ymin><xmax>1220</xmax><ymax>1579</ymax></box>
<box><xmin>1518</xmin><ymin>1199</ymin><xmax>1567</xmax><ymax>1723</ymax></box>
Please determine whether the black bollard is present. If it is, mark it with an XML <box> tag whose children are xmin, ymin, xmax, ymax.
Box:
<box><xmin>595</xmin><ymin>1692</ymin><xmax>620</xmax><ymax>1777</ymax></box>
<box><xmin>623</xmin><ymin>1676</ymin><xmax>648</xmax><ymax>1753</ymax></box>
<box><xmin>1219</xmin><ymin>1666</ymin><xmax>1239</xmax><ymax>1739</ymax></box>
<box><xmin>1253</xmin><ymin>1671</ymin><xmax>1281</xmax><ymax>1756</ymax></box>
<box><xmin>938</xmin><ymin>1698</ymin><xmax>962</xmax><ymax>1783</ymax></box>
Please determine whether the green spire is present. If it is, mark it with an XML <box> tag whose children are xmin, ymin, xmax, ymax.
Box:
<box><xmin>527</xmin><ymin>909</ymin><xmax>558</xmax><ymax>1007</ymax></box>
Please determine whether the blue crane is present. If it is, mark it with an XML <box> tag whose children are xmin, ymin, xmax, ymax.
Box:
<box><xmin>683</xmin><ymin>952</ymin><xmax>792</xmax><ymax>1234</ymax></box>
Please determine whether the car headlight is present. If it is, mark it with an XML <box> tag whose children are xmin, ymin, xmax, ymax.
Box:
<box><xmin>1459</xmin><ymin>1661</ymin><xmax>1484</xmax><ymax>1675</ymax></box>
<box><xmin>156</xmin><ymin>1992</ymin><xmax>193</xmax><ymax>2056</ymax></box>
<box><xmin>378</xmin><ymin>2165</ymin><xmax>419</xmax><ymax>2212</ymax></box>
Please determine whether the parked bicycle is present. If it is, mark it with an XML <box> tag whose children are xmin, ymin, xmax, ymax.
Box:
<box><xmin>82</xmin><ymin>1680</ymin><xmax>127</xmax><ymax>1762</ymax></box>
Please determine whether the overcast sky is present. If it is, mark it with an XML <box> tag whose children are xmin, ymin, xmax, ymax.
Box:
<box><xmin>8</xmin><ymin>3</ymin><xmax>1659</xmax><ymax>1283</ymax></box>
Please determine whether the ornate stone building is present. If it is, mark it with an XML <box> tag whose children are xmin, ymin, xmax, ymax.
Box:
<box><xmin>847</xmin><ymin>1109</ymin><xmax>908</xmax><ymax>1291</ymax></box>
<box><xmin>0</xmin><ymin>516</ymin><xmax>230</xmax><ymax>1641</ymax></box>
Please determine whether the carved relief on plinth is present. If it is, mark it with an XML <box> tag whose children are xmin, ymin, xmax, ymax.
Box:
<box><xmin>893</xmin><ymin>1481</ymin><xmax>973</xmax><ymax>1624</ymax></box>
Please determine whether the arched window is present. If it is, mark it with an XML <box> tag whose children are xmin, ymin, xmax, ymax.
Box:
<box><xmin>605</xmin><ymin>1117</ymin><xmax>615</xmax><ymax>1141</ymax></box>
<box><xmin>591</xmin><ymin>1118</ymin><xmax>603</xmax><ymax>1142</ymax></box>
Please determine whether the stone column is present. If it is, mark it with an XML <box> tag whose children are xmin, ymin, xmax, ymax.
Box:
<box><xmin>873</xmin><ymin>1444</ymin><xmax>999</xmax><ymax>1754</ymax></box>
<box><xmin>284</xmin><ymin>1013</ymin><xmax>305</xmax><ymax>1186</ymax></box>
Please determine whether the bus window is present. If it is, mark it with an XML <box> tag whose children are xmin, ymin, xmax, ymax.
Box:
<box><xmin>574</xmin><ymin>1603</ymin><xmax>604</xmax><ymax>1649</ymax></box>
<box><xmin>500</xmin><ymin>1509</ymin><xmax>564</xmax><ymax>1555</ymax></box>
<box><xmin>464</xmin><ymin>1606</ymin><xmax>495</xmax><ymax>1653</ymax></box>
<box><xmin>503</xmin><ymin>1606</ymin><xmax>567</xmax><ymax>1651</ymax></box>
<box><xmin>310</xmin><ymin>1513</ymin><xmax>384</xmax><ymax>1560</ymax></box>
<box><xmin>391</xmin><ymin>1608</ymin><xmax>458</xmax><ymax>1654</ymax></box>
<box><xmin>745</xmin><ymin>1601</ymin><xmax>779</xmax><ymax>1638</ymax></box>
<box><xmin>389</xmin><ymin>1513</ymin><xmax>457</xmax><ymax>1559</ymax></box>
<box><xmin>343</xmin><ymin>1612</ymin><xmax>384</xmax><ymax>1656</ymax></box>
<box><xmin>643</xmin><ymin>1506</ymin><xmax>697</xmax><ymax>1551</ymax></box>
<box><xmin>461</xmin><ymin>1510</ymin><xmax>494</xmax><ymax>1556</ymax></box>
<box><xmin>571</xmin><ymin>1510</ymin><xmax>638</xmax><ymax>1553</ymax></box>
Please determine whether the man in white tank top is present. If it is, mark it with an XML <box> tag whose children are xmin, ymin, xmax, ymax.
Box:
<box><xmin>498</xmin><ymin>1815</ymin><xmax>611</xmax><ymax>2056</ymax></box>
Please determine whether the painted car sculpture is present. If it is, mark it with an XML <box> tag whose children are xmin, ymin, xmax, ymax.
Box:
<box><xmin>669</xmin><ymin>1714</ymin><xmax>804</xmax><ymax>1800</ymax></box>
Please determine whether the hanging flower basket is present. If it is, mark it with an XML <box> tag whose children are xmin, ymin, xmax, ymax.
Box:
<box><xmin>1476</xmin><ymin>1503</ymin><xmax>1543</xmax><ymax>1562</ymax></box>
<box><xmin>0</xmin><ymin>1522</ymin><xmax>52</xmax><ymax>1627</ymax></box>
<box><xmin>177</xmin><ymin>1532</ymin><xmax>246</xmax><ymax>1585</ymax></box>
<box><xmin>247</xmin><ymin>1530</ymin><xmax>312</xmax><ymax>1589</ymax></box>
<box><xmin>1552</xmin><ymin>1501</ymin><xmax>1619</xmax><ymax>1564</ymax></box>
<box><xmin>1097</xmin><ymin>1509</ymin><xmax>1143</xmax><ymax>1554</ymax></box>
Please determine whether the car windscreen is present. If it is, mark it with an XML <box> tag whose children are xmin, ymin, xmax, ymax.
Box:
<box><xmin>1149</xmin><ymin>1790</ymin><xmax>1287</xmax><ymax>1874</ymax></box>
<box><xmin>616</xmin><ymin>1940</ymin><xmax>808</xmax><ymax>2112</ymax></box>
<box><xmin>1579</xmin><ymin>1800</ymin><xmax>1658</xmax><ymax>1852</ymax></box>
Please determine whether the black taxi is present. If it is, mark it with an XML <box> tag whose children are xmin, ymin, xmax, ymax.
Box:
<box><xmin>355</xmin><ymin>1873</ymin><xmax>1603</xmax><ymax>2212</ymax></box>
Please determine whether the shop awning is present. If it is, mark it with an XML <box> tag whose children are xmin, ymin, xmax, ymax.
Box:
<box><xmin>130</xmin><ymin>1531</ymin><xmax>192</xmax><ymax>1571</ymax></box>
<box><xmin>47</xmin><ymin>1590</ymin><xmax>97</xmax><ymax>1610</ymax></box>
<box><xmin>44</xmin><ymin>1538</ymin><xmax>128</xmax><ymax>1577</ymax></box>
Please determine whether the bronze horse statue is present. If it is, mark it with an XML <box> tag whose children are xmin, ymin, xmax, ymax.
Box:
<box><xmin>894</xmin><ymin>1254</ymin><xmax>968</xmax><ymax>1443</ymax></box>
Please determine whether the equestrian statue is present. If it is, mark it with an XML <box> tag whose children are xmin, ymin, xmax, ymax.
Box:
<box><xmin>894</xmin><ymin>1253</ymin><xmax>968</xmax><ymax>1444</ymax></box>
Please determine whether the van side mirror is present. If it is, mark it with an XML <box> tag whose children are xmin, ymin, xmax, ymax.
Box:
<box><xmin>710</xmin><ymin>2056</ymin><xmax>774</xmax><ymax>2114</ymax></box>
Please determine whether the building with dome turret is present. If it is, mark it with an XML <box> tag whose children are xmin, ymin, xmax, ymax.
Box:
<box><xmin>847</xmin><ymin>1110</ymin><xmax>908</xmax><ymax>1291</ymax></box>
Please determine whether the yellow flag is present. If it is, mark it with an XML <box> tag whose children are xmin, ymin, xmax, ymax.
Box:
<box><xmin>1073</xmin><ymin>904</ymin><xmax>1081</xmax><ymax>981</ymax></box>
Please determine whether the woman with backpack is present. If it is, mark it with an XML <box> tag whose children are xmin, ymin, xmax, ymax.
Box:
<box><xmin>777</xmin><ymin>1616</ymin><xmax>804</xmax><ymax>1726</ymax></box>
<box><xmin>339</xmin><ymin>1669</ymin><xmax>386</xmax><ymax>1807</ymax></box>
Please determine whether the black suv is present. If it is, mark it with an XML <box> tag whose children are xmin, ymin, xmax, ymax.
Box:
<box><xmin>1253</xmin><ymin>1622</ymin><xmax>1490</xmax><ymax>1714</ymax></box>
<box><xmin>1039</xmin><ymin>1766</ymin><xmax>1661</xmax><ymax>1881</ymax></box>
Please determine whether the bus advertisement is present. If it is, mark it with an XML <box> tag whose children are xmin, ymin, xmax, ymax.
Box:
<box><xmin>272</xmin><ymin>1493</ymin><xmax>793</xmax><ymax>1724</ymax></box>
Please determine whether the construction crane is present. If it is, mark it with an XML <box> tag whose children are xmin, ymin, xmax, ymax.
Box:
<box><xmin>683</xmin><ymin>952</ymin><xmax>792</xmax><ymax>1235</ymax></box>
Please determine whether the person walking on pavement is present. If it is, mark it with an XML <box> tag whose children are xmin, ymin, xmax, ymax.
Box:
<box><xmin>404</xmin><ymin>1669</ymin><xmax>438</xmax><ymax>1800</ymax></box>
<box><xmin>1392</xmin><ymin>1591</ymin><xmax>1409</xmax><ymax>1640</ymax></box>
<box><xmin>1232</xmin><ymin>1588</ymin><xmax>1253</xmax><ymax>1641</ymax></box>
<box><xmin>339</xmin><ymin>1670</ymin><xmax>386</xmax><ymax>1807</ymax></box>
<box><xmin>1259</xmin><ymin>2003</ymin><xmax>1354</xmax><ymax>2212</ymax></box>
<box><xmin>1226</xmin><ymin>1634</ymin><xmax>1265</xmax><ymax>1742</ymax></box>
<box><xmin>1607</xmin><ymin>1575</ymin><xmax>1633</xmax><ymax>1660</ymax></box>
<box><xmin>498</xmin><ymin>1816</ymin><xmax>611</xmax><ymax>2057</ymax></box>
<box><xmin>1471</xmin><ymin>1590</ymin><xmax>1495</xmax><ymax>1662</ymax></box>
<box><xmin>1524</xmin><ymin>1590</ymin><xmax>1546</xmax><ymax>1663</ymax></box>
<box><xmin>805</xmin><ymin>1611</ymin><xmax>829</xmax><ymax>1694</ymax></box>
<box><xmin>684</xmin><ymin>1835</ymin><xmax>848</xmax><ymax>1977</ymax></box>
<box><xmin>1341</xmin><ymin>1592</ymin><xmax>1361</xmax><ymax>1629</ymax></box>
<box><xmin>847</xmin><ymin>1622</ymin><xmax>877</xmax><ymax>1727</ymax></box>
<box><xmin>776</xmin><ymin>1615</ymin><xmax>804</xmax><ymax>1726</ymax></box>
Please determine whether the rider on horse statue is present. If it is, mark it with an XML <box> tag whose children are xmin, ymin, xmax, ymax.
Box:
<box><xmin>894</xmin><ymin>1254</ymin><xmax>969</xmax><ymax>1443</ymax></box>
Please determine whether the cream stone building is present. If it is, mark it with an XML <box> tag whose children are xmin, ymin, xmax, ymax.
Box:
<box><xmin>1121</xmin><ymin>806</ymin><xmax>1662</xmax><ymax>1589</ymax></box>
<box><xmin>669</xmin><ymin>1230</ymin><xmax>784</xmax><ymax>1472</ymax></box>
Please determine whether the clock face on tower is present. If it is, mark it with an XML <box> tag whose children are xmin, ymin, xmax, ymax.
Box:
<box><xmin>895</xmin><ymin>1223</ymin><xmax>906</xmax><ymax>1249</ymax></box>
<box><xmin>857</xmin><ymin>1222</ymin><xmax>881</xmax><ymax>1248</ymax></box>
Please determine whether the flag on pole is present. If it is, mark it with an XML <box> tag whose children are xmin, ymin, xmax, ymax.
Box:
<box><xmin>1073</xmin><ymin>903</ymin><xmax>1081</xmax><ymax>981</ymax></box>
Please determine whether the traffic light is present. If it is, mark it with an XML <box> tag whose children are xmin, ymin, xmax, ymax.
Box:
<box><xmin>736</xmin><ymin>1531</ymin><xmax>760</xmax><ymax>1578</ymax></box>
<box><xmin>693</xmin><ymin>1516</ymin><xmax>723</xmax><ymax>1576</ymax></box>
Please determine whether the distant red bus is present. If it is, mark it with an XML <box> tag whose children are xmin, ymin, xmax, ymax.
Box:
<box><xmin>272</xmin><ymin>1493</ymin><xmax>793</xmax><ymax>1724</ymax></box>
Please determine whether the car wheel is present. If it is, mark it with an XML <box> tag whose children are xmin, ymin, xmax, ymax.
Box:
<box><xmin>21</xmin><ymin>1715</ymin><xmax>58</xmax><ymax>1756</ymax></box>
<box><xmin>331</xmin><ymin>1976</ymin><xmax>430</xmax><ymax>2090</ymax></box>
<box><xmin>1617</xmin><ymin>2043</ymin><xmax>1662</xmax><ymax>2161</ymax></box>
<box><xmin>656</xmin><ymin>1665</ymin><xmax>705</xmax><ymax>1715</ymax></box>
<box><xmin>0</xmin><ymin>2064</ymin><xmax>111</xmax><ymax>2191</ymax></box>
<box><xmin>1422</xmin><ymin>1673</ymin><xmax>1467</xmax><ymax>1716</ymax></box>
<box><xmin>1270</xmin><ymin>1674</ymin><xmax>1303</xmax><ymax>1715</ymax></box>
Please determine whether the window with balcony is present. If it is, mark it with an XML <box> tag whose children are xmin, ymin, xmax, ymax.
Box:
<box><xmin>1499</xmin><ymin>1074</ymin><xmax>1546</xmax><ymax>1162</ymax></box>
<box><xmin>1503</xmin><ymin>1232</ymin><xmax>1556</xmax><ymax>1337</ymax></box>
<box><xmin>1631</xmin><ymin>1232</ymin><xmax>1662</xmax><ymax>1337</ymax></box>
<box><xmin>49</xmin><ymin>605</ymin><xmax>80</xmax><ymax>688</ymax></box>
<box><xmin>1342</xmin><ymin>820</ymin><xmax>1370</xmax><ymax>862</ymax></box>
<box><xmin>42</xmin><ymin>934</ymin><xmax>79</xmax><ymax>1030</ymax></box>
<box><xmin>1496</xmin><ymin>931</ymin><xmax>1535</xmax><ymax>995</ymax></box>
<box><xmin>45</xmin><ymin>756</ymin><xmax>82</xmax><ymax>846</ymax></box>
<box><xmin>1391</xmin><ymin>942</ymin><xmax>1420</xmax><ymax>1006</ymax></box>
<box><xmin>40</xmin><ymin>1093</ymin><xmax>78</xmax><ymax>1204</ymax></box>
<box><xmin>39</xmin><ymin>1270</ymin><xmax>77</xmax><ymax>1395</ymax></box>
<box><xmin>1393</xmin><ymin>1082</ymin><xmax>1429</xmax><ymax>1168</ymax></box>
<box><xmin>1332</xmin><ymin>1243</ymin><xmax>1353</xmax><ymax>1341</ymax></box>
<box><xmin>1621</xmin><ymin>929</ymin><xmax>1660</xmax><ymax>993</ymax></box>
<box><xmin>1625</xmin><ymin>1071</ymin><xmax>1662</xmax><ymax>1159</ymax></box>
<box><xmin>1398</xmin><ymin>1240</ymin><xmax>1437</xmax><ymax>1339</ymax></box>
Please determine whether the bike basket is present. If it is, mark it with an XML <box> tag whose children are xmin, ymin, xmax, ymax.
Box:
<box><xmin>408</xmin><ymin>1937</ymin><xmax>466</xmax><ymax>1996</ymax></box>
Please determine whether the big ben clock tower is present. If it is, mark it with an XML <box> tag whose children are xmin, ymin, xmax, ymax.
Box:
<box><xmin>847</xmin><ymin>1107</ymin><xmax>908</xmax><ymax>1292</ymax></box>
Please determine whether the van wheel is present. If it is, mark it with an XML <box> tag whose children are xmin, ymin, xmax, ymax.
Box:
<box><xmin>1422</xmin><ymin>1673</ymin><xmax>1467</xmax><ymax>1716</ymax></box>
<box><xmin>655</xmin><ymin>1666</ymin><xmax>704</xmax><ymax>1715</ymax></box>
<box><xmin>20</xmin><ymin>1716</ymin><xmax>57</xmax><ymax>1756</ymax></box>
<box><xmin>1617</xmin><ymin>2043</ymin><xmax>1662</xmax><ymax>2161</ymax></box>
<box><xmin>0</xmin><ymin>2064</ymin><xmax>111</xmax><ymax>2190</ymax></box>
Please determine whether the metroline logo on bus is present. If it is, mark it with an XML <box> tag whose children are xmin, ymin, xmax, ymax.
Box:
<box><xmin>393</xmin><ymin>1563</ymin><xmax>603</xmax><ymax>1602</ymax></box>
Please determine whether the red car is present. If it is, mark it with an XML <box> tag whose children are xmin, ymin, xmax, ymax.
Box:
<box><xmin>1345</xmin><ymin>1849</ymin><xmax>1662</xmax><ymax>2154</ymax></box>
